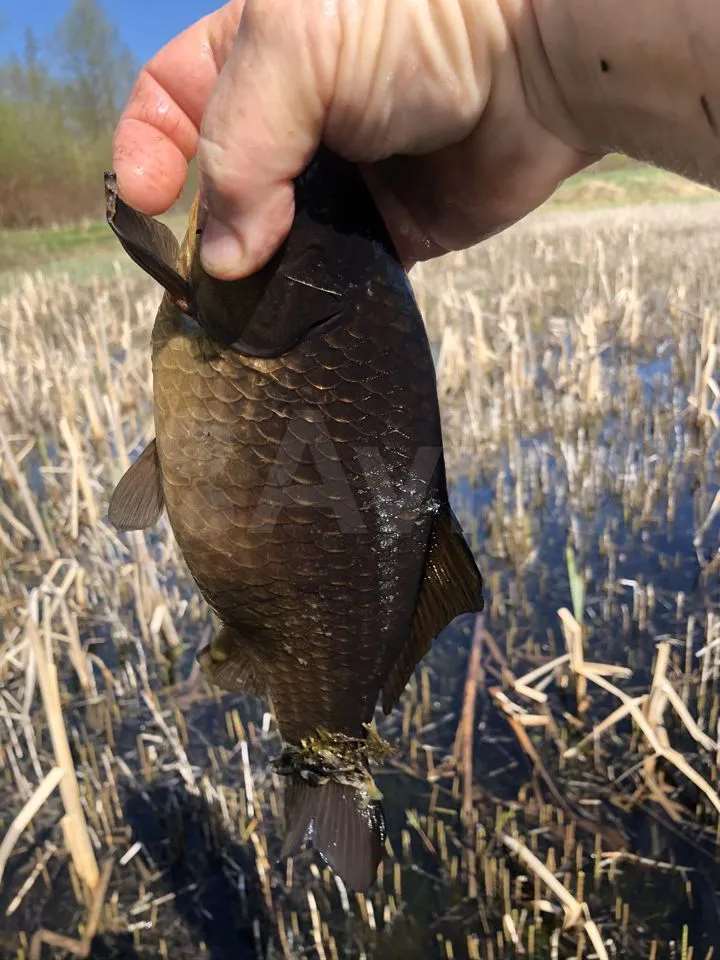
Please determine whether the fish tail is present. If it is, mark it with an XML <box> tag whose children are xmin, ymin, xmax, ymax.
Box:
<box><xmin>281</xmin><ymin>777</ymin><xmax>385</xmax><ymax>891</ymax></box>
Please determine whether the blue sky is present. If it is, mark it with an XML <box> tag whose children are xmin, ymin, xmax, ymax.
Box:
<box><xmin>0</xmin><ymin>0</ymin><xmax>220</xmax><ymax>65</ymax></box>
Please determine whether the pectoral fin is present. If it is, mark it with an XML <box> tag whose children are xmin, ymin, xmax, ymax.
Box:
<box><xmin>382</xmin><ymin>506</ymin><xmax>484</xmax><ymax>713</ymax></box>
<box><xmin>197</xmin><ymin>626</ymin><xmax>265</xmax><ymax>697</ymax></box>
<box><xmin>104</xmin><ymin>171</ymin><xmax>194</xmax><ymax>312</ymax></box>
<box><xmin>108</xmin><ymin>439</ymin><xmax>164</xmax><ymax>531</ymax></box>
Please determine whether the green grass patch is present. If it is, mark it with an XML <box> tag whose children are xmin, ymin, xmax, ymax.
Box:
<box><xmin>0</xmin><ymin>219</ymin><xmax>112</xmax><ymax>271</ymax></box>
<box><xmin>0</xmin><ymin>212</ymin><xmax>187</xmax><ymax>285</ymax></box>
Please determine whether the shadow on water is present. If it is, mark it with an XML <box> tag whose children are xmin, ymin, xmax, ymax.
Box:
<box><xmin>0</xmin><ymin>787</ymin><xmax>259</xmax><ymax>960</ymax></box>
<box><xmin>122</xmin><ymin>786</ymin><xmax>260</xmax><ymax>960</ymax></box>
<box><xmin>84</xmin><ymin>933</ymin><xmax>142</xmax><ymax>959</ymax></box>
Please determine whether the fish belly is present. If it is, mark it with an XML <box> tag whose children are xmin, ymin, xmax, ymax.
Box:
<box><xmin>152</xmin><ymin>304</ymin><xmax>442</xmax><ymax>743</ymax></box>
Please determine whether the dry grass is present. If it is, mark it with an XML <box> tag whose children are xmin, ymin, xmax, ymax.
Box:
<box><xmin>1</xmin><ymin>201</ymin><xmax>720</xmax><ymax>957</ymax></box>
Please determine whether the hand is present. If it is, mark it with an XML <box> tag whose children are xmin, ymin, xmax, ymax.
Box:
<box><xmin>113</xmin><ymin>0</ymin><xmax>594</xmax><ymax>278</ymax></box>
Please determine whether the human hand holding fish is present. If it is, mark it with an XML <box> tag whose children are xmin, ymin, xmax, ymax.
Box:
<box><xmin>113</xmin><ymin>0</ymin><xmax>720</xmax><ymax>280</ymax></box>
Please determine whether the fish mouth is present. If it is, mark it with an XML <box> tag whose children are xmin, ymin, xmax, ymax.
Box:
<box><xmin>228</xmin><ymin>308</ymin><xmax>346</xmax><ymax>359</ymax></box>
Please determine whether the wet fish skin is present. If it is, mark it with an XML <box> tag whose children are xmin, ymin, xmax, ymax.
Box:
<box><xmin>153</xmin><ymin>250</ymin><xmax>442</xmax><ymax>742</ymax></box>
<box><xmin>106</xmin><ymin>150</ymin><xmax>483</xmax><ymax>889</ymax></box>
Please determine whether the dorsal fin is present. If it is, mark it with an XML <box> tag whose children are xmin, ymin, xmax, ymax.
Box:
<box><xmin>382</xmin><ymin>506</ymin><xmax>484</xmax><ymax>713</ymax></box>
<box><xmin>108</xmin><ymin>439</ymin><xmax>164</xmax><ymax>531</ymax></box>
<box><xmin>104</xmin><ymin>171</ymin><xmax>194</xmax><ymax>312</ymax></box>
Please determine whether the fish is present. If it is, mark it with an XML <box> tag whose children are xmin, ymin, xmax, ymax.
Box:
<box><xmin>104</xmin><ymin>149</ymin><xmax>483</xmax><ymax>891</ymax></box>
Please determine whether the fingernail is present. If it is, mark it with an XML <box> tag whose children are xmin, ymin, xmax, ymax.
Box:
<box><xmin>200</xmin><ymin>216</ymin><xmax>245</xmax><ymax>279</ymax></box>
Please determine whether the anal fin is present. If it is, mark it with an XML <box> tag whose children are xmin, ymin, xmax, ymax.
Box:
<box><xmin>197</xmin><ymin>625</ymin><xmax>265</xmax><ymax>697</ymax></box>
<box><xmin>382</xmin><ymin>506</ymin><xmax>484</xmax><ymax>713</ymax></box>
<box><xmin>108</xmin><ymin>439</ymin><xmax>164</xmax><ymax>531</ymax></box>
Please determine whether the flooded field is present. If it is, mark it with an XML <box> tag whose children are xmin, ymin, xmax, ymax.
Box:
<box><xmin>1</xmin><ymin>202</ymin><xmax>720</xmax><ymax>958</ymax></box>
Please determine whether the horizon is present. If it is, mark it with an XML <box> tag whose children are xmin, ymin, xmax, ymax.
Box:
<box><xmin>0</xmin><ymin>0</ymin><xmax>219</xmax><ymax>68</ymax></box>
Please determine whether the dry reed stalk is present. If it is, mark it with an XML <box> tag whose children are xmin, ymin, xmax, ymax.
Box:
<box><xmin>559</xmin><ymin>608</ymin><xmax>632</xmax><ymax>683</ymax></box>
<box><xmin>25</xmin><ymin>609</ymin><xmax>99</xmax><ymax>893</ymax></box>
<box><xmin>40</xmin><ymin>559</ymin><xmax>80</xmax><ymax>622</ymax></box>
<box><xmin>564</xmin><ymin>697</ymin><xmax>647</xmax><ymax>760</ymax></box>
<box><xmin>0</xmin><ymin>426</ymin><xmax>55</xmax><ymax>557</ymax></box>
<box><xmin>5</xmin><ymin>843</ymin><xmax>58</xmax><ymax>917</ymax></box>
<box><xmin>501</xmin><ymin>833</ymin><xmax>610</xmax><ymax>959</ymax></box>
<box><xmin>477</xmin><ymin>623</ymin><xmax>517</xmax><ymax>689</ymax></box>
<box><xmin>58</xmin><ymin>417</ymin><xmax>99</xmax><ymax>532</ymax></box>
<box><xmin>141</xmin><ymin>691</ymin><xmax>197</xmax><ymax>795</ymax></box>
<box><xmin>572</xmin><ymin>662</ymin><xmax>720</xmax><ymax>817</ymax></box>
<box><xmin>0</xmin><ymin>520</ymin><xmax>19</xmax><ymax>556</ymax></box>
<box><xmin>660</xmin><ymin>681</ymin><xmax>717</xmax><ymax>751</ymax></box>
<box><xmin>644</xmin><ymin>642</ymin><xmax>672</xmax><ymax>730</ymax></box>
<box><xmin>275</xmin><ymin>908</ymin><xmax>293</xmax><ymax>960</ymax></box>
<box><xmin>694</xmin><ymin>489</ymin><xmax>720</xmax><ymax>551</ymax></box>
<box><xmin>0</xmin><ymin>701</ymin><xmax>32</xmax><ymax>800</ymax></box>
<box><xmin>513</xmin><ymin>654</ymin><xmax>570</xmax><ymax>704</ymax></box>
<box><xmin>61</xmin><ymin>607</ymin><xmax>93</xmax><ymax>697</ymax></box>
<box><xmin>28</xmin><ymin>858</ymin><xmax>113</xmax><ymax>960</ymax></box>
<box><xmin>577</xmin><ymin>309</ymin><xmax>603</xmax><ymax>413</ymax></box>
<box><xmin>0</xmin><ymin>766</ymin><xmax>64</xmax><ymax>887</ymax></box>
<box><xmin>491</xmin><ymin>687</ymin><xmax>568</xmax><ymax>814</ymax></box>
<box><xmin>452</xmin><ymin>615</ymin><xmax>484</xmax><ymax>822</ymax></box>
<box><xmin>597</xmin><ymin>851</ymin><xmax>694</xmax><ymax>875</ymax></box>
<box><xmin>690</xmin><ymin>309</ymin><xmax>719</xmax><ymax>429</ymax></box>
<box><xmin>558</xmin><ymin>609</ymin><xmax>587</xmax><ymax>709</ymax></box>
<box><xmin>149</xmin><ymin>603</ymin><xmax>181</xmax><ymax>652</ymax></box>
<box><xmin>78</xmin><ymin>383</ymin><xmax>105</xmax><ymax>443</ymax></box>
<box><xmin>307</xmin><ymin>890</ymin><xmax>328</xmax><ymax>960</ymax></box>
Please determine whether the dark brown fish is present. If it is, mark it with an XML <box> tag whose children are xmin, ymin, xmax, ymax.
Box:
<box><xmin>105</xmin><ymin>150</ymin><xmax>483</xmax><ymax>890</ymax></box>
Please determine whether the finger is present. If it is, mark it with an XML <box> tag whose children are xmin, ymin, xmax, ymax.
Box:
<box><xmin>198</xmin><ymin>0</ymin><xmax>339</xmax><ymax>278</ymax></box>
<box><xmin>112</xmin><ymin>2</ymin><xmax>243</xmax><ymax>214</ymax></box>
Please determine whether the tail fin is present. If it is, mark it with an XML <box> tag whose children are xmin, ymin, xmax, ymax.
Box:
<box><xmin>282</xmin><ymin>778</ymin><xmax>385</xmax><ymax>891</ymax></box>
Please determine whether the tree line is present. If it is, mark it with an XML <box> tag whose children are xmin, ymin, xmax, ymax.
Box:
<box><xmin>0</xmin><ymin>0</ymin><xmax>136</xmax><ymax>227</ymax></box>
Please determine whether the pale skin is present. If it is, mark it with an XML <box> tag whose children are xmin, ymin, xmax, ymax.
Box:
<box><xmin>112</xmin><ymin>0</ymin><xmax>720</xmax><ymax>279</ymax></box>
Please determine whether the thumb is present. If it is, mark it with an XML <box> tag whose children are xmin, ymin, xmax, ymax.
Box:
<box><xmin>198</xmin><ymin>0</ymin><xmax>340</xmax><ymax>279</ymax></box>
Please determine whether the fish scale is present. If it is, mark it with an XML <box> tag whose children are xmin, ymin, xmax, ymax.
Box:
<box><xmin>155</xmin><ymin>316</ymin><xmax>428</xmax><ymax>767</ymax></box>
